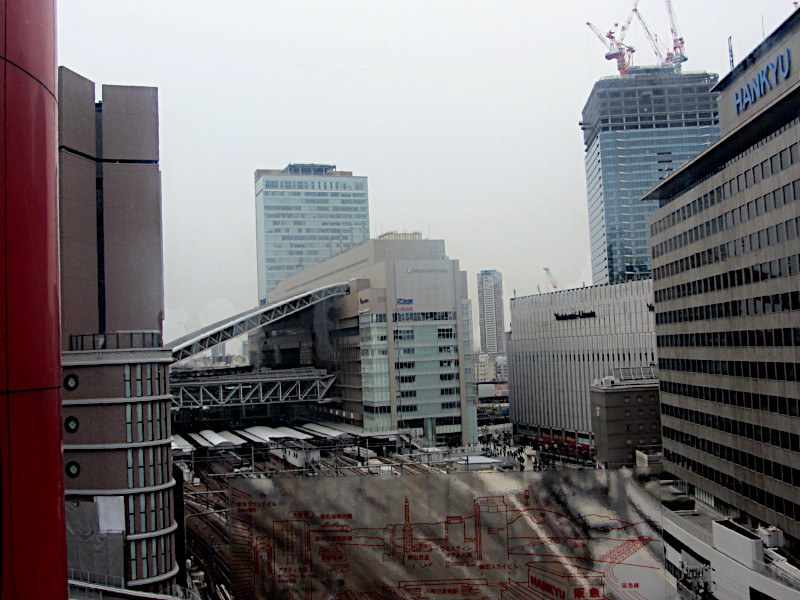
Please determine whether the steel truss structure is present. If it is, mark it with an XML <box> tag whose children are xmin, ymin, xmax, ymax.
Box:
<box><xmin>171</xmin><ymin>368</ymin><xmax>336</xmax><ymax>409</ymax></box>
<box><xmin>168</xmin><ymin>282</ymin><xmax>350</xmax><ymax>362</ymax></box>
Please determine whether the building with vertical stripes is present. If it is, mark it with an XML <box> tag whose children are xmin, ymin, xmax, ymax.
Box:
<box><xmin>508</xmin><ymin>279</ymin><xmax>656</xmax><ymax>449</ymax></box>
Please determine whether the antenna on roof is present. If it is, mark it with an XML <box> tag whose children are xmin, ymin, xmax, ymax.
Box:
<box><xmin>728</xmin><ymin>36</ymin><xmax>734</xmax><ymax>70</ymax></box>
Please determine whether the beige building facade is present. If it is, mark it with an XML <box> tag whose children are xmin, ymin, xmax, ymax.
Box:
<box><xmin>646</xmin><ymin>8</ymin><xmax>800</xmax><ymax>553</ymax></box>
<box><xmin>257</xmin><ymin>237</ymin><xmax>478</xmax><ymax>446</ymax></box>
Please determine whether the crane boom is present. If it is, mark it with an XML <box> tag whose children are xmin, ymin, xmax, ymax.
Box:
<box><xmin>664</xmin><ymin>0</ymin><xmax>687</xmax><ymax>64</ymax></box>
<box><xmin>616</xmin><ymin>0</ymin><xmax>640</xmax><ymax>43</ymax></box>
<box><xmin>543</xmin><ymin>268</ymin><xmax>559</xmax><ymax>290</ymax></box>
<box><xmin>586</xmin><ymin>21</ymin><xmax>612</xmax><ymax>50</ymax></box>
<box><xmin>632</xmin><ymin>8</ymin><xmax>667</xmax><ymax>65</ymax></box>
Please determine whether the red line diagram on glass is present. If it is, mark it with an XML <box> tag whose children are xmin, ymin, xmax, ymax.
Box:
<box><xmin>230</xmin><ymin>484</ymin><xmax>664</xmax><ymax>600</ymax></box>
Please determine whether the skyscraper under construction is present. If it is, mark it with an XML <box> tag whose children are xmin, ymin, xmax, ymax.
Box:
<box><xmin>581</xmin><ymin>66</ymin><xmax>720</xmax><ymax>284</ymax></box>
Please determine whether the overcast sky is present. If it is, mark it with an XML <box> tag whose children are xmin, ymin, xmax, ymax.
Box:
<box><xmin>58</xmin><ymin>1</ymin><xmax>796</xmax><ymax>344</ymax></box>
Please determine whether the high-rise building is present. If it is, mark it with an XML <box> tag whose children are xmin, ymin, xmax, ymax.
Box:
<box><xmin>508</xmin><ymin>279</ymin><xmax>656</xmax><ymax>451</ymax></box>
<box><xmin>59</xmin><ymin>67</ymin><xmax>177</xmax><ymax>591</ymax></box>
<box><xmin>646</xmin><ymin>10</ymin><xmax>800</xmax><ymax>596</ymax></box>
<box><xmin>477</xmin><ymin>270</ymin><xmax>505</xmax><ymax>355</ymax></box>
<box><xmin>581</xmin><ymin>67</ymin><xmax>720</xmax><ymax>285</ymax></box>
<box><xmin>254</xmin><ymin>164</ymin><xmax>369</xmax><ymax>302</ymax></box>
<box><xmin>259</xmin><ymin>237</ymin><xmax>478</xmax><ymax>446</ymax></box>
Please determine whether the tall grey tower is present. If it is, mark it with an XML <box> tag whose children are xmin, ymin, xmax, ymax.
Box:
<box><xmin>477</xmin><ymin>270</ymin><xmax>505</xmax><ymax>354</ymax></box>
<box><xmin>254</xmin><ymin>164</ymin><xmax>369</xmax><ymax>303</ymax></box>
<box><xmin>581</xmin><ymin>67</ymin><xmax>720</xmax><ymax>284</ymax></box>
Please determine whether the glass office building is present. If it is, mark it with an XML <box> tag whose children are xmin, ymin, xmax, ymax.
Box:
<box><xmin>582</xmin><ymin>67</ymin><xmax>720</xmax><ymax>284</ymax></box>
<box><xmin>254</xmin><ymin>164</ymin><xmax>369</xmax><ymax>302</ymax></box>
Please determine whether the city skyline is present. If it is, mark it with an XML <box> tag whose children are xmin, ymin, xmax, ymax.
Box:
<box><xmin>56</xmin><ymin>1</ymin><xmax>797</xmax><ymax>342</ymax></box>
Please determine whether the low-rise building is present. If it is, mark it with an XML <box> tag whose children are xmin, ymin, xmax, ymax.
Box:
<box><xmin>590</xmin><ymin>367</ymin><xmax>661</xmax><ymax>468</ymax></box>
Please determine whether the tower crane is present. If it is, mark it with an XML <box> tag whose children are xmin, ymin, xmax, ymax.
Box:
<box><xmin>586</xmin><ymin>1</ymin><xmax>638</xmax><ymax>76</ymax></box>
<box><xmin>664</xmin><ymin>0</ymin><xmax>688</xmax><ymax>66</ymax></box>
<box><xmin>586</xmin><ymin>21</ymin><xmax>635</xmax><ymax>76</ymax></box>
<box><xmin>543</xmin><ymin>268</ymin><xmax>559</xmax><ymax>290</ymax></box>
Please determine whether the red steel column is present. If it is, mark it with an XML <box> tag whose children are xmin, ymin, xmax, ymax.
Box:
<box><xmin>0</xmin><ymin>1</ymin><xmax>67</xmax><ymax>598</ymax></box>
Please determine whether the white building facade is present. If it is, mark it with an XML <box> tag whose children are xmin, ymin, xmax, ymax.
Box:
<box><xmin>508</xmin><ymin>279</ymin><xmax>656</xmax><ymax>447</ymax></box>
<box><xmin>254</xmin><ymin>164</ymin><xmax>369</xmax><ymax>302</ymax></box>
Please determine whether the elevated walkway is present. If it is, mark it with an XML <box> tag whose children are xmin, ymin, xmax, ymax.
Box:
<box><xmin>167</xmin><ymin>282</ymin><xmax>349</xmax><ymax>362</ymax></box>
<box><xmin>170</xmin><ymin>367</ymin><xmax>336</xmax><ymax>409</ymax></box>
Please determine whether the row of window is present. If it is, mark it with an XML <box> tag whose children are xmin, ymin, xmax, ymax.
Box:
<box><xmin>124</xmin><ymin>364</ymin><xmax>166</xmax><ymax>399</ymax></box>
<box><xmin>651</xmin><ymin>137</ymin><xmax>799</xmax><ymax>237</ymax></box>
<box><xmin>360</xmin><ymin>313</ymin><xmax>387</xmax><ymax>323</ymax></box>
<box><xmin>659</xmin><ymin>356</ymin><xmax>800</xmax><ymax>382</ymax></box>
<box><xmin>659</xmin><ymin>116</ymin><xmax>800</xmax><ymax>209</ymax></box>
<box><xmin>265</xmin><ymin>226</ymin><xmax>366</xmax><ymax>235</ymax></box>
<box><xmin>129</xmin><ymin>534</ymin><xmax>173</xmax><ymax>582</ymax></box>
<box><xmin>655</xmin><ymin>290</ymin><xmax>800</xmax><ymax>324</ymax></box>
<box><xmin>664</xmin><ymin>425</ymin><xmax>799</xmax><ymax>490</ymax></box>
<box><xmin>393</xmin><ymin>329</ymin><xmax>414</xmax><ymax>341</ymax></box>
<box><xmin>435</xmin><ymin>416</ymin><xmax>461</xmax><ymax>426</ymax></box>
<box><xmin>392</xmin><ymin>311</ymin><xmax>456</xmax><ymax>322</ymax></box>
<box><xmin>654</xmin><ymin>214</ymin><xmax>800</xmax><ymax>282</ymax></box>
<box><xmin>597</xmin><ymin>119</ymin><xmax>715</xmax><ymax>133</ymax></box>
<box><xmin>655</xmin><ymin>250</ymin><xmax>800</xmax><ymax>304</ymax></box>
<box><xmin>623</xmin><ymin>423</ymin><xmax>659</xmax><ymax>432</ymax></box>
<box><xmin>126</xmin><ymin>490</ymin><xmax>172</xmax><ymax>536</ymax></box>
<box><xmin>661</xmin><ymin>379</ymin><xmax>800</xmax><ymax>417</ymax></box>
<box><xmin>125</xmin><ymin>401</ymin><xmax>169</xmax><ymax>443</ymax></box>
<box><xmin>663</xmin><ymin>406</ymin><xmax>800</xmax><ymax>454</ymax></box>
<box><xmin>126</xmin><ymin>446</ymin><xmax>171</xmax><ymax>490</ymax></box>
<box><xmin>658</xmin><ymin>327</ymin><xmax>800</xmax><ymax>349</ymax></box>
<box><xmin>597</xmin><ymin>86</ymin><xmax>711</xmax><ymax>100</ymax></box>
<box><xmin>261</xmin><ymin>179</ymin><xmax>365</xmax><ymax>191</ymax></box>
<box><xmin>665</xmin><ymin>447</ymin><xmax>799</xmax><ymax>525</ymax></box>
<box><xmin>395</xmin><ymin>361</ymin><xmax>415</xmax><ymax>369</ymax></box>
<box><xmin>271</xmin><ymin>233</ymin><xmax>366</xmax><ymax>242</ymax></box>
<box><xmin>653</xmin><ymin>176</ymin><xmax>800</xmax><ymax>260</ymax></box>
<box><xmin>367</xmin><ymin>400</ymin><xmax>463</xmax><ymax>413</ymax></box>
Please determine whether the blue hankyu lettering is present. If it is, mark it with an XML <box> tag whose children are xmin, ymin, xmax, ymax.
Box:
<box><xmin>735</xmin><ymin>49</ymin><xmax>791</xmax><ymax>114</ymax></box>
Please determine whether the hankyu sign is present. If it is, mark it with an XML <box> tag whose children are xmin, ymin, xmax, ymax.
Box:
<box><xmin>734</xmin><ymin>48</ymin><xmax>791</xmax><ymax>114</ymax></box>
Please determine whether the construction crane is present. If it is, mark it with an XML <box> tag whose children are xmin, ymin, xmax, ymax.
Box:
<box><xmin>586</xmin><ymin>22</ymin><xmax>635</xmax><ymax>76</ymax></box>
<box><xmin>632</xmin><ymin>8</ymin><xmax>668</xmax><ymax>66</ymax></box>
<box><xmin>543</xmin><ymin>268</ymin><xmax>559</xmax><ymax>290</ymax></box>
<box><xmin>586</xmin><ymin>1</ymin><xmax>639</xmax><ymax>76</ymax></box>
<box><xmin>664</xmin><ymin>0</ymin><xmax>688</xmax><ymax>65</ymax></box>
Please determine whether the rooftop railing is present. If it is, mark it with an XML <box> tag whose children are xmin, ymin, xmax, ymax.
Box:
<box><xmin>69</xmin><ymin>331</ymin><xmax>162</xmax><ymax>351</ymax></box>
